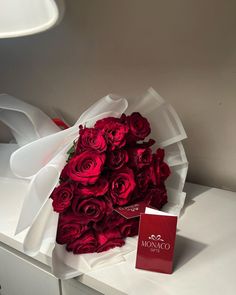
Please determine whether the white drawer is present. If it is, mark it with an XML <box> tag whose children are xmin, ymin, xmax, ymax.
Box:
<box><xmin>62</xmin><ymin>278</ymin><xmax>103</xmax><ymax>295</ymax></box>
<box><xmin>0</xmin><ymin>244</ymin><xmax>60</xmax><ymax>295</ymax></box>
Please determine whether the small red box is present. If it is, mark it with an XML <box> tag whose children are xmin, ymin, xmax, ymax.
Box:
<box><xmin>136</xmin><ymin>211</ymin><xmax>177</xmax><ymax>274</ymax></box>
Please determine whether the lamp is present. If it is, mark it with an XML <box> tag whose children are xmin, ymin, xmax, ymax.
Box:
<box><xmin>0</xmin><ymin>0</ymin><xmax>65</xmax><ymax>38</ymax></box>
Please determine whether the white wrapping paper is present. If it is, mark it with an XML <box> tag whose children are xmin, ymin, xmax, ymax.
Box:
<box><xmin>0</xmin><ymin>89</ymin><xmax>188</xmax><ymax>279</ymax></box>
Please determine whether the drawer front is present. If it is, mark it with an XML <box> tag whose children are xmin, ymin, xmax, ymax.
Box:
<box><xmin>62</xmin><ymin>279</ymin><xmax>103</xmax><ymax>295</ymax></box>
<box><xmin>0</xmin><ymin>245</ymin><xmax>60</xmax><ymax>295</ymax></box>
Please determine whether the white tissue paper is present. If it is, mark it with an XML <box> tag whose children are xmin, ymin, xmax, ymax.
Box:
<box><xmin>0</xmin><ymin>89</ymin><xmax>188</xmax><ymax>279</ymax></box>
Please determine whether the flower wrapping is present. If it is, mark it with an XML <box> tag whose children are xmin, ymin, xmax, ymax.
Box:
<box><xmin>0</xmin><ymin>88</ymin><xmax>188</xmax><ymax>279</ymax></box>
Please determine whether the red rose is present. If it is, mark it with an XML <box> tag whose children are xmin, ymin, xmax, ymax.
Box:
<box><xmin>102</xmin><ymin>211</ymin><xmax>126</xmax><ymax>229</ymax></box>
<box><xmin>67</xmin><ymin>151</ymin><xmax>105</xmax><ymax>185</ymax></box>
<box><xmin>95</xmin><ymin>211</ymin><xmax>125</xmax><ymax>231</ymax></box>
<box><xmin>72</xmin><ymin>195</ymin><xmax>113</xmax><ymax>224</ymax></box>
<box><xmin>135</xmin><ymin>166</ymin><xmax>154</xmax><ymax>192</ymax></box>
<box><xmin>152</xmin><ymin>148</ymin><xmax>171</xmax><ymax>186</ymax></box>
<box><xmin>127</xmin><ymin>112</ymin><xmax>151</xmax><ymax>141</ymax></box>
<box><xmin>119</xmin><ymin>218</ymin><xmax>139</xmax><ymax>237</ymax></box>
<box><xmin>56</xmin><ymin>211</ymin><xmax>88</xmax><ymax>244</ymax></box>
<box><xmin>94</xmin><ymin>117</ymin><xmax>120</xmax><ymax>129</ymax></box>
<box><xmin>51</xmin><ymin>182</ymin><xmax>75</xmax><ymax>213</ymax></box>
<box><xmin>146</xmin><ymin>185</ymin><xmax>168</xmax><ymax>210</ymax></box>
<box><xmin>128</xmin><ymin>147</ymin><xmax>152</xmax><ymax>169</ymax></box>
<box><xmin>107</xmin><ymin>149</ymin><xmax>128</xmax><ymax>170</ymax></box>
<box><xmin>77</xmin><ymin>127</ymin><xmax>107</xmax><ymax>153</ymax></box>
<box><xmin>95</xmin><ymin>117</ymin><xmax>128</xmax><ymax>150</ymax></box>
<box><xmin>155</xmin><ymin>148</ymin><xmax>165</xmax><ymax>161</ymax></box>
<box><xmin>109</xmin><ymin>167</ymin><xmax>136</xmax><ymax>206</ymax></box>
<box><xmin>106</xmin><ymin>211</ymin><xmax>126</xmax><ymax>229</ymax></box>
<box><xmin>66</xmin><ymin>230</ymin><xmax>98</xmax><ymax>254</ymax></box>
<box><xmin>96</xmin><ymin>228</ymin><xmax>125</xmax><ymax>253</ymax></box>
<box><xmin>77</xmin><ymin>177</ymin><xmax>109</xmax><ymax>197</ymax></box>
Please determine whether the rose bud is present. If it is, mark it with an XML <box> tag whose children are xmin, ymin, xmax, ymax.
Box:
<box><xmin>109</xmin><ymin>166</ymin><xmax>136</xmax><ymax>206</ymax></box>
<box><xmin>96</xmin><ymin>228</ymin><xmax>125</xmax><ymax>253</ymax></box>
<box><xmin>72</xmin><ymin>195</ymin><xmax>113</xmax><ymax>224</ymax></box>
<box><xmin>56</xmin><ymin>211</ymin><xmax>88</xmax><ymax>244</ymax></box>
<box><xmin>107</xmin><ymin>149</ymin><xmax>128</xmax><ymax>170</ymax></box>
<box><xmin>76</xmin><ymin>127</ymin><xmax>107</xmax><ymax>153</ymax></box>
<box><xmin>127</xmin><ymin>112</ymin><xmax>151</xmax><ymax>141</ymax></box>
<box><xmin>67</xmin><ymin>150</ymin><xmax>106</xmax><ymax>185</ymax></box>
<box><xmin>51</xmin><ymin>182</ymin><xmax>75</xmax><ymax>213</ymax></box>
<box><xmin>66</xmin><ymin>230</ymin><xmax>98</xmax><ymax>254</ymax></box>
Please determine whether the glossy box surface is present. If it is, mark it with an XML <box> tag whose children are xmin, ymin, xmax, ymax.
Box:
<box><xmin>136</xmin><ymin>213</ymin><xmax>177</xmax><ymax>274</ymax></box>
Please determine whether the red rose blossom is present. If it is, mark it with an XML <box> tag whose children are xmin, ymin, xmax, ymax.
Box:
<box><xmin>109</xmin><ymin>166</ymin><xmax>136</xmax><ymax>206</ymax></box>
<box><xmin>119</xmin><ymin>218</ymin><xmax>139</xmax><ymax>237</ymax></box>
<box><xmin>56</xmin><ymin>211</ymin><xmax>88</xmax><ymax>244</ymax></box>
<box><xmin>66</xmin><ymin>230</ymin><xmax>98</xmax><ymax>254</ymax></box>
<box><xmin>96</xmin><ymin>228</ymin><xmax>125</xmax><ymax>253</ymax></box>
<box><xmin>107</xmin><ymin>149</ymin><xmax>128</xmax><ymax>170</ymax></box>
<box><xmin>94</xmin><ymin>117</ymin><xmax>120</xmax><ymax>129</ymax></box>
<box><xmin>127</xmin><ymin>112</ymin><xmax>151</xmax><ymax>141</ymax></box>
<box><xmin>67</xmin><ymin>150</ymin><xmax>105</xmax><ymax>185</ymax></box>
<box><xmin>95</xmin><ymin>117</ymin><xmax>128</xmax><ymax>150</ymax></box>
<box><xmin>135</xmin><ymin>166</ymin><xmax>154</xmax><ymax>192</ymax></box>
<box><xmin>146</xmin><ymin>185</ymin><xmax>168</xmax><ymax>210</ymax></box>
<box><xmin>72</xmin><ymin>195</ymin><xmax>113</xmax><ymax>224</ymax></box>
<box><xmin>128</xmin><ymin>147</ymin><xmax>152</xmax><ymax>169</ymax></box>
<box><xmin>95</xmin><ymin>211</ymin><xmax>125</xmax><ymax>231</ymax></box>
<box><xmin>77</xmin><ymin>177</ymin><xmax>109</xmax><ymax>197</ymax></box>
<box><xmin>51</xmin><ymin>182</ymin><xmax>75</xmax><ymax>213</ymax></box>
<box><xmin>77</xmin><ymin>127</ymin><xmax>107</xmax><ymax>153</ymax></box>
<box><xmin>152</xmin><ymin>148</ymin><xmax>171</xmax><ymax>186</ymax></box>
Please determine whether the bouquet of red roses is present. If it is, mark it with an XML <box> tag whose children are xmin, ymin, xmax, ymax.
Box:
<box><xmin>51</xmin><ymin>112</ymin><xmax>171</xmax><ymax>255</ymax></box>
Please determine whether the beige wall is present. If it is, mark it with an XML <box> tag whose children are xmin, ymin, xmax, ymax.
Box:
<box><xmin>0</xmin><ymin>0</ymin><xmax>236</xmax><ymax>191</ymax></box>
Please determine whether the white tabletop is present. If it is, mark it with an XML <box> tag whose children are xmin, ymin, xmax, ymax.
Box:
<box><xmin>0</xmin><ymin>181</ymin><xmax>236</xmax><ymax>295</ymax></box>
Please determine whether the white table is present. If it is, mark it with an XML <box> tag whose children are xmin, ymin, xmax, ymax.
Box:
<box><xmin>0</xmin><ymin>181</ymin><xmax>236</xmax><ymax>295</ymax></box>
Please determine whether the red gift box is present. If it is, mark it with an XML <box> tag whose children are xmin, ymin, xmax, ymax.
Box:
<box><xmin>136</xmin><ymin>208</ymin><xmax>177</xmax><ymax>274</ymax></box>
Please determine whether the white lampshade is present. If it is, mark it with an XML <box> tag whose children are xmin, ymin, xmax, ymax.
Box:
<box><xmin>0</xmin><ymin>0</ymin><xmax>65</xmax><ymax>38</ymax></box>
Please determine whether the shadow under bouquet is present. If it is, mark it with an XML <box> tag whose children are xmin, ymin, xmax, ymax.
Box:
<box><xmin>51</xmin><ymin>112</ymin><xmax>171</xmax><ymax>255</ymax></box>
